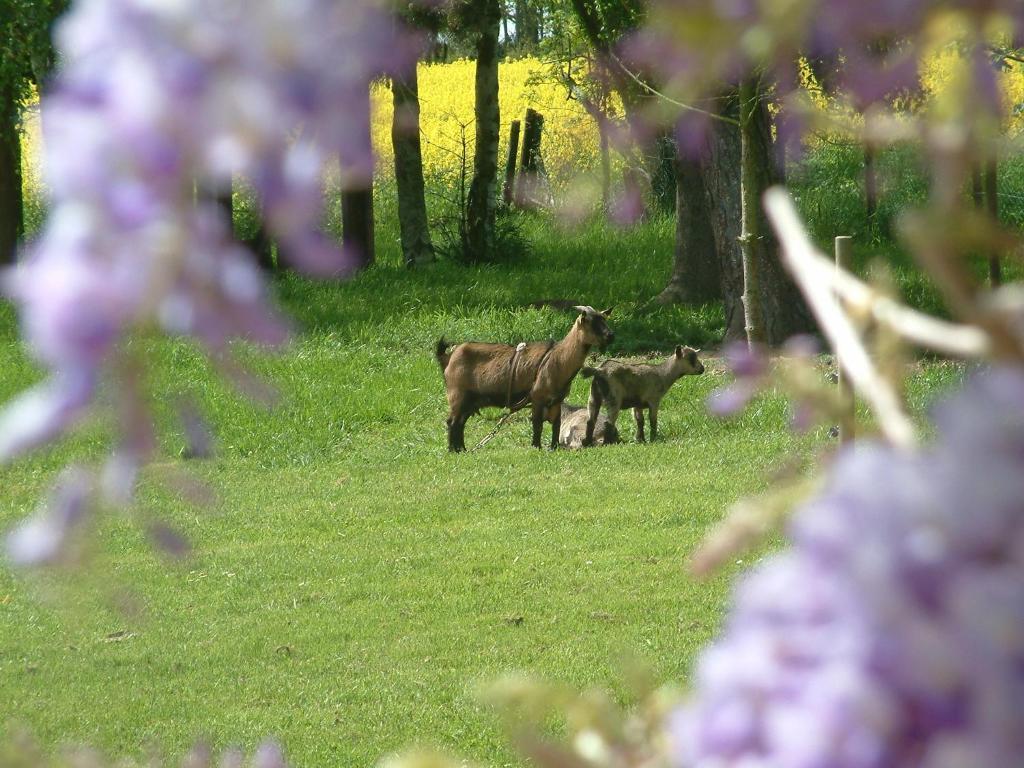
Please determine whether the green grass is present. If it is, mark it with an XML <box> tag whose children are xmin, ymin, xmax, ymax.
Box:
<box><xmin>2</xmin><ymin>154</ymin><xmax>977</xmax><ymax>765</ymax></box>
<box><xmin>789</xmin><ymin>142</ymin><xmax>1024</xmax><ymax>318</ymax></box>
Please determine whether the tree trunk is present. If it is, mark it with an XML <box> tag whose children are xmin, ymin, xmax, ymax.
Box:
<box><xmin>649</xmin><ymin>131</ymin><xmax>677</xmax><ymax>216</ymax></box>
<box><xmin>700</xmin><ymin>103</ymin><xmax>746</xmax><ymax>342</ymax></box>
<box><xmin>747</xmin><ymin>87</ymin><xmax>813</xmax><ymax>344</ymax></box>
<box><xmin>216</xmin><ymin>186</ymin><xmax>233</xmax><ymax>237</ymax></box>
<box><xmin>515</xmin><ymin>0</ymin><xmax>540</xmax><ymax>49</ymax></box>
<box><xmin>702</xmin><ymin>88</ymin><xmax>812</xmax><ymax>345</ymax></box>
<box><xmin>342</xmin><ymin>88</ymin><xmax>375</xmax><ymax>270</ymax></box>
<box><xmin>249</xmin><ymin>218</ymin><xmax>275</xmax><ymax>272</ymax></box>
<box><xmin>658</xmin><ymin>152</ymin><xmax>719</xmax><ymax>305</ymax></box>
<box><xmin>465</xmin><ymin>0</ymin><xmax>501</xmax><ymax>262</ymax></box>
<box><xmin>739</xmin><ymin>79</ymin><xmax>766</xmax><ymax>345</ymax></box>
<box><xmin>342</xmin><ymin>188</ymin><xmax>374</xmax><ymax>269</ymax></box>
<box><xmin>864</xmin><ymin>142</ymin><xmax>878</xmax><ymax>222</ymax></box>
<box><xmin>391</xmin><ymin>64</ymin><xmax>434</xmax><ymax>267</ymax></box>
<box><xmin>0</xmin><ymin>88</ymin><xmax>24</xmax><ymax>265</ymax></box>
<box><xmin>599</xmin><ymin>118</ymin><xmax>611</xmax><ymax>211</ymax></box>
<box><xmin>985</xmin><ymin>155</ymin><xmax>1001</xmax><ymax>288</ymax></box>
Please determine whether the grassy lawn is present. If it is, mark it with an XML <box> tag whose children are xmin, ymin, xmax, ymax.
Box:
<box><xmin>0</xmin><ymin>213</ymin><xmax>970</xmax><ymax>766</ymax></box>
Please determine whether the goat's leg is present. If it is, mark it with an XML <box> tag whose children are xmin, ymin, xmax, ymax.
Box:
<box><xmin>446</xmin><ymin>393</ymin><xmax>471</xmax><ymax>452</ymax></box>
<box><xmin>603</xmin><ymin>402</ymin><xmax>622</xmax><ymax>443</ymax></box>
<box><xmin>649</xmin><ymin>406</ymin><xmax>659</xmax><ymax>441</ymax></box>
<box><xmin>531</xmin><ymin>402</ymin><xmax>545</xmax><ymax>449</ymax></box>
<box><xmin>584</xmin><ymin>388</ymin><xmax>603</xmax><ymax>447</ymax></box>
<box><xmin>633</xmin><ymin>407</ymin><xmax>646</xmax><ymax>443</ymax></box>
<box><xmin>447</xmin><ymin>412</ymin><xmax>468</xmax><ymax>452</ymax></box>
<box><xmin>548</xmin><ymin>404</ymin><xmax>561</xmax><ymax>450</ymax></box>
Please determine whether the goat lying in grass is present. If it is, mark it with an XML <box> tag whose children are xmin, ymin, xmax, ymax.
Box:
<box><xmin>582</xmin><ymin>346</ymin><xmax>704</xmax><ymax>445</ymax></box>
<box><xmin>559</xmin><ymin>403</ymin><xmax>617</xmax><ymax>448</ymax></box>
<box><xmin>436</xmin><ymin>306</ymin><xmax>614</xmax><ymax>452</ymax></box>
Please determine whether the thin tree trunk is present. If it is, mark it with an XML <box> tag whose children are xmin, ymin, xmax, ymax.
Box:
<box><xmin>216</xmin><ymin>186</ymin><xmax>233</xmax><ymax>237</ymax></box>
<box><xmin>515</xmin><ymin>0</ymin><xmax>539</xmax><ymax>48</ymax></box>
<box><xmin>392</xmin><ymin>64</ymin><xmax>435</xmax><ymax>267</ymax></box>
<box><xmin>599</xmin><ymin>118</ymin><xmax>611</xmax><ymax>211</ymax></box>
<box><xmin>864</xmin><ymin>142</ymin><xmax>878</xmax><ymax>222</ymax></box>
<box><xmin>342</xmin><ymin>88</ymin><xmax>375</xmax><ymax>270</ymax></box>
<box><xmin>658</xmin><ymin>152</ymin><xmax>719</xmax><ymax>304</ymax></box>
<box><xmin>985</xmin><ymin>155</ymin><xmax>1001</xmax><ymax>288</ymax></box>
<box><xmin>0</xmin><ymin>88</ymin><xmax>24</xmax><ymax>265</ymax></box>
<box><xmin>971</xmin><ymin>162</ymin><xmax>984</xmax><ymax>209</ymax></box>
<box><xmin>465</xmin><ymin>0</ymin><xmax>501</xmax><ymax>262</ymax></box>
<box><xmin>342</xmin><ymin>188</ymin><xmax>374</xmax><ymax>269</ymax></box>
<box><xmin>249</xmin><ymin>218</ymin><xmax>275</xmax><ymax>272</ymax></box>
<box><xmin>739</xmin><ymin>79</ymin><xmax>766</xmax><ymax>346</ymax></box>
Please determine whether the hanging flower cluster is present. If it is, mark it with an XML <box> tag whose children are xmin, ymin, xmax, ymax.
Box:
<box><xmin>673</xmin><ymin>369</ymin><xmax>1024</xmax><ymax>768</ymax></box>
<box><xmin>1</xmin><ymin>0</ymin><xmax>416</xmax><ymax>562</ymax></box>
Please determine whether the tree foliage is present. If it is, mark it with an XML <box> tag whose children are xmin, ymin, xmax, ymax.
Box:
<box><xmin>0</xmin><ymin>0</ymin><xmax>67</xmax><ymax>110</ymax></box>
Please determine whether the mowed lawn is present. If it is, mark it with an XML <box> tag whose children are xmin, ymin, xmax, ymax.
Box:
<box><xmin>0</xmin><ymin>216</ymin><xmax>967</xmax><ymax>766</ymax></box>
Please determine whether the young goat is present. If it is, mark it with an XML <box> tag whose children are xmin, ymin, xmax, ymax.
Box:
<box><xmin>558</xmin><ymin>402</ymin><xmax>617</xmax><ymax>449</ymax></box>
<box><xmin>582</xmin><ymin>346</ymin><xmax>704</xmax><ymax>445</ymax></box>
<box><xmin>436</xmin><ymin>307</ymin><xmax>614</xmax><ymax>452</ymax></box>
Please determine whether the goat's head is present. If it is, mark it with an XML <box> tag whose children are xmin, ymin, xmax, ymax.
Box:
<box><xmin>672</xmin><ymin>345</ymin><xmax>705</xmax><ymax>375</ymax></box>
<box><xmin>573</xmin><ymin>305</ymin><xmax>615</xmax><ymax>349</ymax></box>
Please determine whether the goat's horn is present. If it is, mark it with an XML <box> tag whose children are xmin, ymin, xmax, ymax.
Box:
<box><xmin>573</xmin><ymin>305</ymin><xmax>596</xmax><ymax>315</ymax></box>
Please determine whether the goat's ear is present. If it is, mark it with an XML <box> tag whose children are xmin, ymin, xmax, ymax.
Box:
<box><xmin>601</xmin><ymin>307</ymin><xmax>613</xmax><ymax>317</ymax></box>
<box><xmin>675</xmin><ymin>345</ymin><xmax>683</xmax><ymax>357</ymax></box>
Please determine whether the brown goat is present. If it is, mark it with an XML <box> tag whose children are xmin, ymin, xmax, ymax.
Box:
<box><xmin>435</xmin><ymin>307</ymin><xmax>614</xmax><ymax>451</ymax></box>
<box><xmin>582</xmin><ymin>346</ymin><xmax>704</xmax><ymax>445</ymax></box>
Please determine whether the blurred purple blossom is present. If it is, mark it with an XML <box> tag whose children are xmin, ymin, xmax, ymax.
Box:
<box><xmin>146</xmin><ymin>521</ymin><xmax>192</xmax><ymax>559</ymax></box>
<box><xmin>706</xmin><ymin>342</ymin><xmax>768</xmax><ymax>417</ymax></box>
<box><xmin>634</xmin><ymin>0</ymin><xmax>1024</xmax><ymax>143</ymax></box>
<box><xmin>5</xmin><ymin>467</ymin><xmax>93</xmax><ymax>566</ymax></box>
<box><xmin>706</xmin><ymin>380</ymin><xmax>760</xmax><ymax>418</ymax></box>
<box><xmin>673</xmin><ymin>368</ymin><xmax>1024</xmax><ymax>768</ymax></box>
<box><xmin>782</xmin><ymin>334</ymin><xmax>819</xmax><ymax>360</ymax></box>
<box><xmin>252</xmin><ymin>740</ymin><xmax>287</xmax><ymax>768</ymax></box>
<box><xmin>0</xmin><ymin>0</ymin><xmax>418</xmax><ymax>523</ymax></box>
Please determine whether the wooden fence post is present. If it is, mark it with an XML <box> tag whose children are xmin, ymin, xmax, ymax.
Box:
<box><xmin>514</xmin><ymin>108</ymin><xmax>543</xmax><ymax>207</ymax></box>
<box><xmin>835</xmin><ymin>235</ymin><xmax>855</xmax><ymax>444</ymax></box>
<box><xmin>501</xmin><ymin>119</ymin><xmax>520</xmax><ymax>205</ymax></box>
<box><xmin>502</xmin><ymin>119</ymin><xmax>521</xmax><ymax>207</ymax></box>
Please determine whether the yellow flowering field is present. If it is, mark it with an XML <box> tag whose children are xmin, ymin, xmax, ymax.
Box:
<box><xmin>370</xmin><ymin>56</ymin><xmax>604</xmax><ymax>190</ymax></box>
<box><xmin>919</xmin><ymin>46</ymin><xmax>1024</xmax><ymax>135</ymax></box>
<box><xmin>20</xmin><ymin>52</ymin><xmax>1024</xmax><ymax>209</ymax></box>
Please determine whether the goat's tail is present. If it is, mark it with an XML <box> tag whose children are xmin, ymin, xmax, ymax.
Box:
<box><xmin>435</xmin><ymin>337</ymin><xmax>453</xmax><ymax>373</ymax></box>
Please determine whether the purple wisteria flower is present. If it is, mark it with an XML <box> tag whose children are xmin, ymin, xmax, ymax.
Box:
<box><xmin>1</xmin><ymin>0</ymin><xmax>418</xmax><ymax>562</ymax></box>
<box><xmin>672</xmin><ymin>368</ymin><xmax>1024</xmax><ymax>768</ymax></box>
<box><xmin>706</xmin><ymin>342</ymin><xmax>768</xmax><ymax>417</ymax></box>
